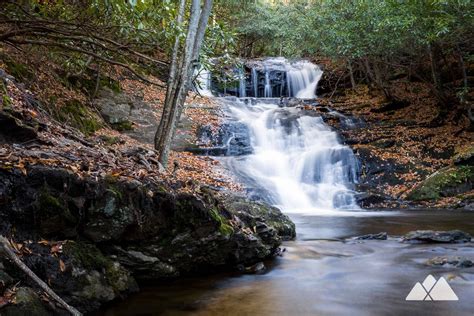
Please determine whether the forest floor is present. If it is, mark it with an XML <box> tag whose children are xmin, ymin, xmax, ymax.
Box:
<box><xmin>317</xmin><ymin>80</ymin><xmax>473</xmax><ymax>208</ymax></box>
<box><xmin>0</xmin><ymin>46</ymin><xmax>239</xmax><ymax>196</ymax></box>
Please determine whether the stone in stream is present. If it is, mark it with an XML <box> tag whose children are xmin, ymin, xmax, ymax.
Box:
<box><xmin>426</xmin><ymin>256</ymin><xmax>474</xmax><ymax>268</ymax></box>
<box><xmin>403</xmin><ymin>230</ymin><xmax>471</xmax><ymax>243</ymax></box>
<box><xmin>355</xmin><ymin>232</ymin><xmax>388</xmax><ymax>240</ymax></box>
<box><xmin>237</xmin><ymin>261</ymin><xmax>266</xmax><ymax>274</ymax></box>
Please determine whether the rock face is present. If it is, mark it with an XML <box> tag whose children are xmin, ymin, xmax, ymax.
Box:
<box><xmin>0</xmin><ymin>165</ymin><xmax>295</xmax><ymax>313</ymax></box>
<box><xmin>191</xmin><ymin>121</ymin><xmax>253</xmax><ymax>156</ymax></box>
<box><xmin>403</xmin><ymin>230</ymin><xmax>472</xmax><ymax>243</ymax></box>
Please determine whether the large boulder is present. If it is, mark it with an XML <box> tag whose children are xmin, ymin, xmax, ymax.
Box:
<box><xmin>403</xmin><ymin>230</ymin><xmax>472</xmax><ymax>243</ymax></box>
<box><xmin>407</xmin><ymin>165</ymin><xmax>474</xmax><ymax>201</ymax></box>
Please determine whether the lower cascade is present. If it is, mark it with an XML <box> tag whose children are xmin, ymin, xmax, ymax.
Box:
<box><xmin>225</xmin><ymin>99</ymin><xmax>360</xmax><ymax>213</ymax></box>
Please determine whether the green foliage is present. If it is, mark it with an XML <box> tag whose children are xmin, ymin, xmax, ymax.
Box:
<box><xmin>223</xmin><ymin>0</ymin><xmax>474</xmax><ymax>59</ymax></box>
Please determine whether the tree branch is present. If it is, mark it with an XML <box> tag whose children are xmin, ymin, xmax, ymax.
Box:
<box><xmin>0</xmin><ymin>236</ymin><xmax>82</xmax><ymax>316</ymax></box>
<box><xmin>5</xmin><ymin>38</ymin><xmax>165</xmax><ymax>87</ymax></box>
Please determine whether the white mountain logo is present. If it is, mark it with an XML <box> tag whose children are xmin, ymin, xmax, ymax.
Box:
<box><xmin>406</xmin><ymin>275</ymin><xmax>459</xmax><ymax>301</ymax></box>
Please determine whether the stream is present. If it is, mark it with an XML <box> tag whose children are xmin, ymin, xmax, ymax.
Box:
<box><xmin>102</xmin><ymin>59</ymin><xmax>474</xmax><ymax>315</ymax></box>
<box><xmin>101</xmin><ymin>211</ymin><xmax>474</xmax><ymax>316</ymax></box>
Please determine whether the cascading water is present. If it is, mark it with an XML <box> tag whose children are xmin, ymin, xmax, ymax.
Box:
<box><xmin>200</xmin><ymin>58</ymin><xmax>359</xmax><ymax>213</ymax></box>
<box><xmin>226</xmin><ymin>99</ymin><xmax>359</xmax><ymax>213</ymax></box>
<box><xmin>238</xmin><ymin>69</ymin><xmax>246</xmax><ymax>98</ymax></box>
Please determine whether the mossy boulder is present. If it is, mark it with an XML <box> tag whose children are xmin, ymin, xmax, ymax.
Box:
<box><xmin>55</xmin><ymin>99</ymin><xmax>103</xmax><ymax>135</ymax></box>
<box><xmin>219</xmin><ymin>194</ymin><xmax>296</xmax><ymax>240</ymax></box>
<box><xmin>60</xmin><ymin>241</ymin><xmax>138</xmax><ymax>311</ymax></box>
<box><xmin>407</xmin><ymin>165</ymin><xmax>474</xmax><ymax>201</ymax></box>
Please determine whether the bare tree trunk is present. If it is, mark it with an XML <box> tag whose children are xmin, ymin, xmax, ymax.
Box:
<box><xmin>347</xmin><ymin>58</ymin><xmax>356</xmax><ymax>89</ymax></box>
<box><xmin>169</xmin><ymin>0</ymin><xmax>213</xmax><ymax>143</ymax></box>
<box><xmin>155</xmin><ymin>0</ymin><xmax>203</xmax><ymax>166</ymax></box>
<box><xmin>154</xmin><ymin>0</ymin><xmax>186</xmax><ymax>153</ymax></box>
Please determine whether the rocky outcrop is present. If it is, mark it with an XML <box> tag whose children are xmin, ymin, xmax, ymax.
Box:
<box><xmin>0</xmin><ymin>164</ymin><xmax>295</xmax><ymax>313</ymax></box>
<box><xmin>425</xmin><ymin>256</ymin><xmax>474</xmax><ymax>268</ymax></box>
<box><xmin>403</xmin><ymin>230</ymin><xmax>471</xmax><ymax>243</ymax></box>
<box><xmin>189</xmin><ymin>121</ymin><xmax>253</xmax><ymax>156</ymax></box>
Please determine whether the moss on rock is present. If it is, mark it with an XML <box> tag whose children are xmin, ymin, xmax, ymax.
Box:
<box><xmin>55</xmin><ymin>99</ymin><xmax>103</xmax><ymax>135</ymax></box>
<box><xmin>111</xmin><ymin>120</ymin><xmax>134</xmax><ymax>132</ymax></box>
<box><xmin>4</xmin><ymin>59</ymin><xmax>34</xmax><ymax>82</ymax></box>
<box><xmin>407</xmin><ymin>165</ymin><xmax>474</xmax><ymax>201</ymax></box>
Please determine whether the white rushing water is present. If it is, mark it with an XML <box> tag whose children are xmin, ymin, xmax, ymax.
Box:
<box><xmin>198</xmin><ymin>59</ymin><xmax>360</xmax><ymax>214</ymax></box>
<box><xmin>227</xmin><ymin>100</ymin><xmax>360</xmax><ymax>214</ymax></box>
<box><xmin>247</xmin><ymin>58</ymin><xmax>323</xmax><ymax>98</ymax></box>
<box><xmin>287</xmin><ymin>61</ymin><xmax>323</xmax><ymax>98</ymax></box>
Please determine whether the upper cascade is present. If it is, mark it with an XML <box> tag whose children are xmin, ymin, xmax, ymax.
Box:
<box><xmin>195</xmin><ymin>58</ymin><xmax>323</xmax><ymax>99</ymax></box>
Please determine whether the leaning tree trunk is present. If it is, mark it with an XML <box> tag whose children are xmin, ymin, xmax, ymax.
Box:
<box><xmin>154</xmin><ymin>0</ymin><xmax>186</xmax><ymax>155</ymax></box>
<box><xmin>154</xmin><ymin>0</ymin><xmax>202</xmax><ymax>166</ymax></box>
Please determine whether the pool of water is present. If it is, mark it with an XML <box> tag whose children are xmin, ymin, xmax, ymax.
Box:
<box><xmin>100</xmin><ymin>210</ymin><xmax>474</xmax><ymax>316</ymax></box>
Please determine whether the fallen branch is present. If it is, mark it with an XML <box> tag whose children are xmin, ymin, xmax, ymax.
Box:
<box><xmin>0</xmin><ymin>236</ymin><xmax>82</xmax><ymax>316</ymax></box>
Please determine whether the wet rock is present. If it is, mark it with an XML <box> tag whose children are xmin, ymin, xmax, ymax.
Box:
<box><xmin>110</xmin><ymin>246</ymin><xmax>178</xmax><ymax>279</ymax></box>
<box><xmin>15</xmin><ymin>241</ymin><xmax>138</xmax><ymax>313</ymax></box>
<box><xmin>237</xmin><ymin>261</ymin><xmax>266</xmax><ymax>274</ymax></box>
<box><xmin>403</xmin><ymin>230</ymin><xmax>472</xmax><ymax>243</ymax></box>
<box><xmin>425</xmin><ymin>256</ymin><xmax>474</xmax><ymax>268</ymax></box>
<box><xmin>219</xmin><ymin>194</ymin><xmax>296</xmax><ymax>241</ymax></box>
<box><xmin>355</xmin><ymin>192</ymin><xmax>394</xmax><ymax>208</ymax></box>
<box><xmin>0</xmin><ymin>287</ymin><xmax>49</xmax><ymax>316</ymax></box>
<box><xmin>0</xmin><ymin>165</ymin><xmax>294</xmax><ymax>285</ymax></box>
<box><xmin>355</xmin><ymin>232</ymin><xmax>388</xmax><ymax>240</ymax></box>
<box><xmin>192</xmin><ymin>121</ymin><xmax>252</xmax><ymax>156</ymax></box>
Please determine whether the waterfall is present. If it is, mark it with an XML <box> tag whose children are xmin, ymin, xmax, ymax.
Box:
<box><xmin>239</xmin><ymin>69</ymin><xmax>246</xmax><ymax>98</ymax></box>
<box><xmin>264</xmin><ymin>71</ymin><xmax>272</xmax><ymax>98</ymax></box>
<box><xmin>193</xmin><ymin>58</ymin><xmax>359</xmax><ymax>213</ymax></box>
<box><xmin>287</xmin><ymin>61</ymin><xmax>323</xmax><ymax>98</ymax></box>
<box><xmin>252</xmin><ymin>68</ymin><xmax>258</xmax><ymax>97</ymax></box>
<box><xmin>221</xmin><ymin>59</ymin><xmax>359</xmax><ymax>214</ymax></box>
<box><xmin>227</xmin><ymin>101</ymin><xmax>359</xmax><ymax>213</ymax></box>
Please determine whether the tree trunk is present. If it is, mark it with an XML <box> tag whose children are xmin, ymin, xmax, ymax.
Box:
<box><xmin>154</xmin><ymin>0</ymin><xmax>186</xmax><ymax>155</ymax></box>
<box><xmin>155</xmin><ymin>0</ymin><xmax>206</xmax><ymax>166</ymax></box>
<box><xmin>428</xmin><ymin>43</ymin><xmax>444</xmax><ymax>100</ymax></box>
<box><xmin>347</xmin><ymin>58</ymin><xmax>356</xmax><ymax>89</ymax></box>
